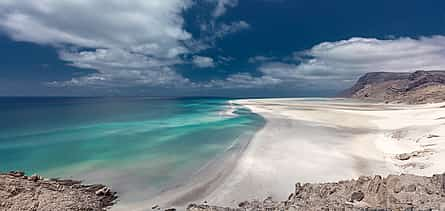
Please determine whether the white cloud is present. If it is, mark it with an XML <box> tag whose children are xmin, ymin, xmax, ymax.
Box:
<box><xmin>248</xmin><ymin>56</ymin><xmax>277</xmax><ymax>63</ymax></box>
<box><xmin>0</xmin><ymin>1</ymin><xmax>192</xmax><ymax>50</ymax></box>
<box><xmin>205</xmin><ymin>73</ymin><xmax>281</xmax><ymax>88</ymax></box>
<box><xmin>0</xmin><ymin>0</ymin><xmax>251</xmax><ymax>89</ymax></box>
<box><xmin>212</xmin><ymin>0</ymin><xmax>238</xmax><ymax>17</ymax></box>
<box><xmin>192</xmin><ymin>56</ymin><xmax>215</xmax><ymax>68</ymax></box>
<box><xmin>47</xmin><ymin>68</ymin><xmax>190</xmax><ymax>88</ymax></box>
<box><xmin>191</xmin><ymin>20</ymin><xmax>250</xmax><ymax>51</ymax></box>
<box><xmin>304</xmin><ymin>36</ymin><xmax>445</xmax><ymax>75</ymax></box>
<box><xmin>0</xmin><ymin>0</ymin><xmax>194</xmax><ymax>88</ymax></box>
<box><xmin>253</xmin><ymin>36</ymin><xmax>445</xmax><ymax>89</ymax></box>
<box><xmin>215</xmin><ymin>21</ymin><xmax>250</xmax><ymax>38</ymax></box>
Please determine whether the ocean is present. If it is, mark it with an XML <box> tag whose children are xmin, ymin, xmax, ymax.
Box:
<box><xmin>0</xmin><ymin>97</ymin><xmax>264</xmax><ymax>207</ymax></box>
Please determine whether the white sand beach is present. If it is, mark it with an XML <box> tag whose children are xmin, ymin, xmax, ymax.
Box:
<box><xmin>202</xmin><ymin>98</ymin><xmax>445</xmax><ymax>207</ymax></box>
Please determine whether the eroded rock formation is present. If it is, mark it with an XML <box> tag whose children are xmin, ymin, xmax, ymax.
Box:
<box><xmin>0</xmin><ymin>171</ymin><xmax>117</xmax><ymax>211</ymax></box>
<box><xmin>187</xmin><ymin>173</ymin><xmax>445</xmax><ymax>211</ymax></box>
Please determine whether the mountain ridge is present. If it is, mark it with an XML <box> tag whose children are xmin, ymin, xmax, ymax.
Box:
<box><xmin>341</xmin><ymin>70</ymin><xmax>445</xmax><ymax>104</ymax></box>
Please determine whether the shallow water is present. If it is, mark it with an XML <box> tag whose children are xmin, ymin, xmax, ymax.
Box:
<box><xmin>0</xmin><ymin>97</ymin><xmax>264</xmax><ymax>206</ymax></box>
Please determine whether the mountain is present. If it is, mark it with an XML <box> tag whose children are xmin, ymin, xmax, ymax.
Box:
<box><xmin>341</xmin><ymin>70</ymin><xmax>445</xmax><ymax>104</ymax></box>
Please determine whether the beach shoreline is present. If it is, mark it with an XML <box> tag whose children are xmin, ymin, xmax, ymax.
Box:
<box><xmin>198</xmin><ymin>98</ymin><xmax>445</xmax><ymax>207</ymax></box>
<box><xmin>109</xmin><ymin>102</ymin><xmax>265</xmax><ymax>211</ymax></box>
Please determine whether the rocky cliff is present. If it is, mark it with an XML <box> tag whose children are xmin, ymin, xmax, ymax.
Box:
<box><xmin>0</xmin><ymin>171</ymin><xmax>117</xmax><ymax>211</ymax></box>
<box><xmin>341</xmin><ymin>70</ymin><xmax>445</xmax><ymax>104</ymax></box>
<box><xmin>187</xmin><ymin>173</ymin><xmax>445</xmax><ymax>211</ymax></box>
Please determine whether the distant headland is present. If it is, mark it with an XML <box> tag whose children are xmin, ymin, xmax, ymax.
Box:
<box><xmin>341</xmin><ymin>70</ymin><xmax>445</xmax><ymax>104</ymax></box>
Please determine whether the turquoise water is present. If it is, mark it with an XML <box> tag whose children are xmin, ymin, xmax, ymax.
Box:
<box><xmin>0</xmin><ymin>97</ymin><xmax>264</xmax><ymax>200</ymax></box>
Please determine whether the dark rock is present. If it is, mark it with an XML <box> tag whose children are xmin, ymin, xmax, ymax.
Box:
<box><xmin>8</xmin><ymin>171</ymin><xmax>25</xmax><ymax>177</ymax></box>
<box><xmin>427</xmin><ymin>134</ymin><xmax>440</xmax><ymax>138</ymax></box>
<box><xmin>367</xmin><ymin>175</ymin><xmax>383</xmax><ymax>193</ymax></box>
<box><xmin>238</xmin><ymin>201</ymin><xmax>248</xmax><ymax>208</ymax></box>
<box><xmin>396</xmin><ymin>153</ymin><xmax>411</xmax><ymax>161</ymax></box>
<box><xmin>295</xmin><ymin>182</ymin><xmax>302</xmax><ymax>195</ymax></box>
<box><xmin>393</xmin><ymin>183</ymin><xmax>403</xmax><ymax>193</ymax></box>
<box><xmin>425</xmin><ymin>186</ymin><xmax>434</xmax><ymax>194</ymax></box>
<box><xmin>350</xmin><ymin>191</ymin><xmax>365</xmax><ymax>202</ymax></box>
<box><xmin>29</xmin><ymin>174</ymin><xmax>42</xmax><ymax>182</ymax></box>
<box><xmin>287</xmin><ymin>193</ymin><xmax>294</xmax><ymax>200</ymax></box>
<box><xmin>95</xmin><ymin>187</ymin><xmax>111</xmax><ymax>196</ymax></box>
<box><xmin>405</xmin><ymin>184</ymin><xmax>417</xmax><ymax>192</ymax></box>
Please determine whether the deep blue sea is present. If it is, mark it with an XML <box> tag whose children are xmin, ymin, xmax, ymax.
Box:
<box><xmin>0</xmin><ymin>97</ymin><xmax>264</xmax><ymax>204</ymax></box>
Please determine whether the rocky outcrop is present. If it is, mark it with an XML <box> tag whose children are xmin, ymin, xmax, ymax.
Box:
<box><xmin>187</xmin><ymin>173</ymin><xmax>445</xmax><ymax>211</ymax></box>
<box><xmin>0</xmin><ymin>171</ymin><xmax>117</xmax><ymax>211</ymax></box>
<box><xmin>341</xmin><ymin>70</ymin><xmax>445</xmax><ymax>104</ymax></box>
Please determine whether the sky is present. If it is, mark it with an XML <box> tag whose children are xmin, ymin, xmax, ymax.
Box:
<box><xmin>1</xmin><ymin>0</ymin><xmax>445</xmax><ymax>97</ymax></box>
